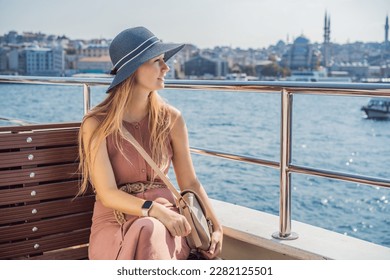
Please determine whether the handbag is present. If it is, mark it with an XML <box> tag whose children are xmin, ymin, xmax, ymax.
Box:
<box><xmin>122</xmin><ymin>126</ymin><xmax>213</xmax><ymax>251</ymax></box>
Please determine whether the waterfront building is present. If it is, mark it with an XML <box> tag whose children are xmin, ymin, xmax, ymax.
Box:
<box><xmin>22</xmin><ymin>45</ymin><xmax>65</xmax><ymax>76</ymax></box>
<box><xmin>76</xmin><ymin>55</ymin><xmax>111</xmax><ymax>74</ymax></box>
<box><xmin>81</xmin><ymin>43</ymin><xmax>109</xmax><ymax>57</ymax></box>
<box><xmin>184</xmin><ymin>54</ymin><xmax>228</xmax><ymax>79</ymax></box>
<box><xmin>3</xmin><ymin>31</ymin><xmax>18</xmax><ymax>44</ymax></box>
<box><xmin>165</xmin><ymin>58</ymin><xmax>178</xmax><ymax>79</ymax></box>
<box><xmin>69</xmin><ymin>41</ymin><xmax>111</xmax><ymax>75</ymax></box>
<box><xmin>0</xmin><ymin>48</ymin><xmax>8</xmax><ymax>72</ymax></box>
<box><xmin>255</xmin><ymin>60</ymin><xmax>276</xmax><ymax>79</ymax></box>
<box><xmin>330</xmin><ymin>61</ymin><xmax>369</xmax><ymax>81</ymax></box>
<box><xmin>7</xmin><ymin>48</ymin><xmax>19</xmax><ymax>72</ymax></box>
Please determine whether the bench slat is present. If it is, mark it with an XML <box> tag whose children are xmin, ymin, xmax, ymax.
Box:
<box><xmin>0</xmin><ymin>146</ymin><xmax>78</xmax><ymax>169</ymax></box>
<box><xmin>0</xmin><ymin>229</ymin><xmax>90</xmax><ymax>259</ymax></box>
<box><xmin>0</xmin><ymin>122</ymin><xmax>80</xmax><ymax>133</ymax></box>
<box><xmin>0</xmin><ymin>163</ymin><xmax>78</xmax><ymax>187</ymax></box>
<box><xmin>0</xmin><ymin>130</ymin><xmax>79</xmax><ymax>150</ymax></box>
<box><xmin>0</xmin><ymin>212</ymin><xmax>92</xmax><ymax>242</ymax></box>
<box><xmin>0</xmin><ymin>196</ymin><xmax>95</xmax><ymax>224</ymax></box>
<box><xmin>27</xmin><ymin>246</ymin><xmax>89</xmax><ymax>260</ymax></box>
<box><xmin>0</xmin><ymin>181</ymin><xmax>82</xmax><ymax>206</ymax></box>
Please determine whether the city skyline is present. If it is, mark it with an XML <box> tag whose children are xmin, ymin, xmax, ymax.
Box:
<box><xmin>0</xmin><ymin>0</ymin><xmax>389</xmax><ymax>48</ymax></box>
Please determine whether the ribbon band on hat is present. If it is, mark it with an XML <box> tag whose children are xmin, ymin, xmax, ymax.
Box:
<box><xmin>110</xmin><ymin>36</ymin><xmax>160</xmax><ymax>74</ymax></box>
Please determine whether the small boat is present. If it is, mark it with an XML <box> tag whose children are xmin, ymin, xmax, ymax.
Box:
<box><xmin>361</xmin><ymin>98</ymin><xmax>390</xmax><ymax>119</ymax></box>
<box><xmin>226</xmin><ymin>73</ymin><xmax>248</xmax><ymax>81</ymax></box>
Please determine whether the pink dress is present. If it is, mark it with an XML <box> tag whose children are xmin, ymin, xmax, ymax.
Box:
<box><xmin>88</xmin><ymin>115</ymin><xmax>190</xmax><ymax>260</ymax></box>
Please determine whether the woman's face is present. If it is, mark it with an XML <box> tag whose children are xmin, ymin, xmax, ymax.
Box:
<box><xmin>134</xmin><ymin>54</ymin><xmax>170</xmax><ymax>92</ymax></box>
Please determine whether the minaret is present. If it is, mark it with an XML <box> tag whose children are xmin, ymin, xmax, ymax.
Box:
<box><xmin>323</xmin><ymin>12</ymin><xmax>331</xmax><ymax>68</ymax></box>
<box><xmin>323</xmin><ymin>12</ymin><xmax>328</xmax><ymax>44</ymax></box>
<box><xmin>385</xmin><ymin>15</ymin><xmax>390</xmax><ymax>78</ymax></box>
<box><xmin>385</xmin><ymin>15</ymin><xmax>389</xmax><ymax>45</ymax></box>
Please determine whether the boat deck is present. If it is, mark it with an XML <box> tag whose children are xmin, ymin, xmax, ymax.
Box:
<box><xmin>215</xmin><ymin>199</ymin><xmax>390</xmax><ymax>260</ymax></box>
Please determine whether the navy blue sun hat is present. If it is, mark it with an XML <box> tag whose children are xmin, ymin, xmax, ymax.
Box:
<box><xmin>106</xmin><ymin>26</ymin><xmax>185</xmax><ymax>93</ymax></box>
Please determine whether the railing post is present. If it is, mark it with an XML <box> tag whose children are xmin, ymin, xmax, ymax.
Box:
<box><xmin>83</xmin><ymin>84</ymin><xmax>91</xmax><ymax>114</ymax></box>
<box><xmin>272</xmin><ymin>89</ymin><xmax>298</xmax><ymax>240</ymax></box>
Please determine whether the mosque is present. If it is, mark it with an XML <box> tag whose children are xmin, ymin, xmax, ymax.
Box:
<box><xmin>281</xmin><ymin>13</ymin><xmax>389</xmax><ymax>74</ymax></box>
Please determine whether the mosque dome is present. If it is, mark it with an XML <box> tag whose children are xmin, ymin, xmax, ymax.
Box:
<box><xmin>294</xmin><ymin>35</ymin><xmax>310</xmax><ymax>45</ymax></box>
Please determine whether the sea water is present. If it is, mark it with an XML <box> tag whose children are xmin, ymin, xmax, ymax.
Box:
<box><xmin>0</xmin><ymin>83</ymin><xmax>389</xmax><ymax>248</ymax></box>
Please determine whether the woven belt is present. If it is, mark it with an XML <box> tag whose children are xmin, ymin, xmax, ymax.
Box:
<box><xmin>119</xmin><ymin>182</ymin><xmax>166</xmax><ymax>194</ymax></box>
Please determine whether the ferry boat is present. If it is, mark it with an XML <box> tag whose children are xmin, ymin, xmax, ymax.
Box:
<box><xmin>0</xmin><ymin>76</ymin><xmax>390</xmax><ymax>260</ymax></box>
<box><xmin>226</xmin><ymin>73</ymin><xmax>248</xmax><ymax>81</ymax></box>
<box><xmin>286</xmin><ymin>70</ymin><xmax>352</xmax><ymax>82</ymax></box>
<box><xmin>361</xmin><ymin>98</ymin><xmax>390</xmax><ymax>119</ymax></box>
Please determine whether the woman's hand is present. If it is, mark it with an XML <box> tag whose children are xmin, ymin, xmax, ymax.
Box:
<box><xmin>200</xmin><ymin>229</ymin><xmax>223</xmax><ymax>259</ymax></box>
<box><xmin>149</xmin><ymin>203</ymin><xmax>192</xmax><ymax>237</ymax></box>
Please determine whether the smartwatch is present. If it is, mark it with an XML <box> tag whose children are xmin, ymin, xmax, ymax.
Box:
<box><xmin>141</xmin><ymin>200</ymin><xmax>154</xmax><ymax>217</ymax></box>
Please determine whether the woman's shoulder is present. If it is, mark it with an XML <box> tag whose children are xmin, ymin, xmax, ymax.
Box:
<box><xmin>166</xmin><ymin>105</ymin><xmax>186</xmax><ymax>135</ymax></box>
<box><xmin>166</xmin><ymin>104</ymin><xmax>182</xmax><ymax>122</ymax></box>
<box><xmin>81</xmin><ymin>114</ymin><xmax>103</xmax><ymax>135</ymax></box>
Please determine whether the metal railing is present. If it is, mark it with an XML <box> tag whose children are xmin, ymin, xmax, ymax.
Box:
<box><xmin>1</xmin><ymin>75</ymin><xmax>390</xmax><ymax>240</ymax></box>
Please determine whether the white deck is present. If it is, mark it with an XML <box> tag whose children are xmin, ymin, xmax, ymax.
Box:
<box><xmin>212</xmin><ymin>199</ymin><xmax>390</xmax><ymax>260</ymax></box>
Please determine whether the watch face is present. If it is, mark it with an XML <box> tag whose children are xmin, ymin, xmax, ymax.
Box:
<box><xmin>142</xmin><ymin>200</ymin><xmax>153</xmax><ymax>209</ymax></box>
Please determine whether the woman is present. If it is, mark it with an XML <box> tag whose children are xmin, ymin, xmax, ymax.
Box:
<box><xmin>78</xmin><ymin>27</ymin><xmax>223</xmax><ymax>260</ymax></box>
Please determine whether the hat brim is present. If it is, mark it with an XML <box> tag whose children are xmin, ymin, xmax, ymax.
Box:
<box><xmin>106</xmin><ymin>42</ymin><xmax>185</xmax><ymax>93</ymax></box>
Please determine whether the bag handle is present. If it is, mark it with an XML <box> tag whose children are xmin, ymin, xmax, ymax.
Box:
<box><xmin>122</xmin><ymin>125</ymin><xmax>183</xmax><ymax>200</ymax></box>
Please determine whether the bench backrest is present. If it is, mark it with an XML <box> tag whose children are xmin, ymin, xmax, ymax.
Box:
<box><xmin>0</xmin><ymin>123</ymin><xmax>94</xmax><ymax>259</ymax></box>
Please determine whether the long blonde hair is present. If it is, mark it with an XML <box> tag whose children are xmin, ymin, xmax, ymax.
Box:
<box><xmin>77</xmin><ymin>74</ymin><xmax>172</xmax><ymax>195</ymax></box>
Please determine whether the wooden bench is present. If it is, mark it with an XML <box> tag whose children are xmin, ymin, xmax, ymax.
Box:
<box><xmin>0</xmin><ymin>122</ymin><xmax>94</xmax><ymax>260</ymax></box>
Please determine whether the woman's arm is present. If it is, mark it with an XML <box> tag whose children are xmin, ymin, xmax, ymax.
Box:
<box><xmin>82</xmin><ymin>117</ymin><xmax>145</xmax><ymax>214</ymax></box>
<box><xmin>170</xmin><ymin>109</ymin><xmax>223</xmax><ymax>258</ymax></box>
<box><xmin>82</xmin><ymin>117</ymin><xmax>191</xmax><ymax>237</ymax></box>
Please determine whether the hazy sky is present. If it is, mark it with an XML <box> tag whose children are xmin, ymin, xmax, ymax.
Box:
<box><xmin>0</xmin><ymin>0</ymin><xmax>388</xmax><ymax>48</ymax></box>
